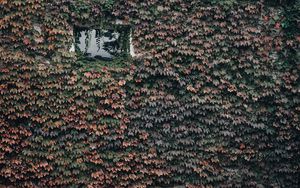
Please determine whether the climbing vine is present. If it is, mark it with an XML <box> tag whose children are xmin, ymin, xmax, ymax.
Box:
<box><xmin>0</xmin><ymin>0</ymin><xmax>299</xmax><ymax>187</ymax></box>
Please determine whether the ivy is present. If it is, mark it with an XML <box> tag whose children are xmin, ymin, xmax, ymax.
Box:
<box><xmin>0</xmin><ymin>0</ymin><xmax>299</xmax><ymax>187</ymax></box>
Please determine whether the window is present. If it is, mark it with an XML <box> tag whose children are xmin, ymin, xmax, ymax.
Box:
<box><xmin>74</xmin><ymin>24</ymin><xmax>131</xmax><ymax>61</ymax></box>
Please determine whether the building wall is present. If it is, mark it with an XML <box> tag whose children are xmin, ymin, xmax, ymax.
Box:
<box><xmin>0</xmin><ymin>0</ymin><xmax>299</xmax><ymax>187</ymax></box>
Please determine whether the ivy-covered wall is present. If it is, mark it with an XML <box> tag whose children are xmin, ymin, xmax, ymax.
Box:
<box><xmin>0</xmin><ymin>0</ymin><xmax>299</xmax><ymax>187</ymax></box>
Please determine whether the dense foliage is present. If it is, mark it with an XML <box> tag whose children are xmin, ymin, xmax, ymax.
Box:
<box><xmin>0</xmin><ymin>0</ymin><xmax>299</xmax><ymax>187</ymax></box>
